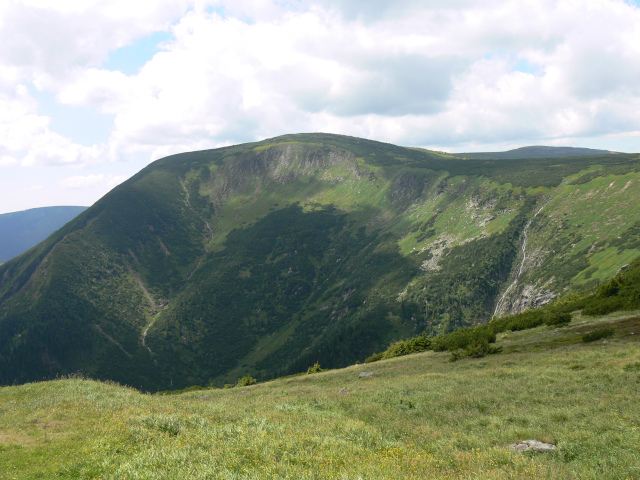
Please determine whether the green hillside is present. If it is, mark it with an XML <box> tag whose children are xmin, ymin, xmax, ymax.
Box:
<box><xmin>0</xmin><ymin>133</ymin><xmax>639</xmax><ymax>390</ymax></box>
<box><xmin>0</xmin><ymin>308</ymin><xmax>638</xmax><ymax>479</ymax></box>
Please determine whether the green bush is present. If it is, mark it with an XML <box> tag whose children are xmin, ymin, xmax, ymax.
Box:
<box><xmin>449</xmin><ymin>338</ymin><xmax>502</xmax><ymax>362</ymax></box>
<box><xmin>582</xmin><ymin>297</ymin><xmax>626</xmax><ymax>316</ymax></box>
<box><xmin>307</xmin><ymin>362</ymin><xmax>324</xmax><ymax>374</ymax></box>
<box><xmin>382</xmin><ymin>333</ymin><xmax>431</xmax><ymax>360</ymax></box>
<box><xmin>236</xmin><ymin>374</ymin><xmax>257</xmax><ymax>387</ymax></box>
<box><xmin>582</xmin><ymin>328</ymin><xmax>615</xmax><ymax>343</ymax></box>
<box><xmin>597</xmin><ymin>279</ymin><xmax>619</xmax><ymax>298</ymax></box>
<box><xmin>504</xmin><ymin>310</ymin><xmax>546</xmax><ymax>331</ymax></box>
<box><xmin>544</xmin><ymin>312</ymin><xmax>572</xmax><ymax>326</ymax></box>
<box><xmin>432</xmin><ymin>326</ymin><xmax>496</xmax><ymax>352</ymax></box>
<box><xmin>364</xmin><ymin>352</ymin><xmax>384</xmax><ymax>364</ymax></box>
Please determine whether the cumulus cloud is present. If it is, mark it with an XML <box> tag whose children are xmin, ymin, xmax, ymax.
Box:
<box><xmin>74</xmin><ymin>0</ymin><xmax>640</xmax><ymax>154</ymax></box>
<box><xmin>0</xmin><ymin>84</ymin><xmax>105</xmax><ymax>167</ymax></box>
<box><xmin>58</xmin><ymin>173</ymin><xmax>127</xmax><ymax>189</ymax></box>
<box><xmin>2</xmin><ymin>0</ymin><xmax>640</xmax><ymax>212</ymax></box>
<box><xmin>0</xmin><ymin>0</ymin><xmax>189</xmax><ymax>84</ymax></box>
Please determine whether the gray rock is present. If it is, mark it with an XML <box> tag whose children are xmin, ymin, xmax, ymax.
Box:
<box><xmin>358</xmin><ymin>372</ymin><xmax>377</xmax><ymax>378</ymax></box>
<box><xmin>508</xmin><ymin>440</ymin><xmax>556</xmax><ymax>453</ymax></box>
<box><xmin>338</xmin><ymin>388</ymin><xmax>347</xmax><ymax>394</ymax></box>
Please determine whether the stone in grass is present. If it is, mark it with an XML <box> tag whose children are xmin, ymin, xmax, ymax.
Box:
<box><xmin>358</xmin><ymin>372</ymin><xmax>377</xmax><ymax>378</ymax></box>
<box><xmin>338</xmin><ymin>388</ymin><xmax>347</xmax><ymax>394</ymax></box>
<box><xmin>508</xmin><ymin>440</ymin><xmax>557</xmax><ymax>453</ymax></box>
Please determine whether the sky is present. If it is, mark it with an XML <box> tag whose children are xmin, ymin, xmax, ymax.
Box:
<box><xmin>1</xmin><ymin>0</ymin><xmax>640</xmax><ymax>214</ymax></box>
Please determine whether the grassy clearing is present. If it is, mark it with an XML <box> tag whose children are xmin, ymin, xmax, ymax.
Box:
<box><xmin>1</xmin><ymin>312</ymin><xmax>639</xmax><ymax>479</ymax></box>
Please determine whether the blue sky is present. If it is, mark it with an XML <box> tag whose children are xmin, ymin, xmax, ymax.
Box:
<box><xmin>102</xmin><ymin>31</ymin><xmax>173</xmax><ymax>75</ymax></box>
<box><xmin>32</xmin><ymin>89</ymin><xmax>114</xmax><ymax>146</ymax></box>
<box><xmin>0</xmin><ymin>0</ymin><xmax>639</xmax><ymax>214</ymax></box>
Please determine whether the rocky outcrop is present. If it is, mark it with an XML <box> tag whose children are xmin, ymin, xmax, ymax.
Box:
<box><xmin>500</xmin><ymin>280</ymin><xmax>556</xmax><ymax>315</ymax></box>
<box><xmin>508</xmin><ymin>440</ymin><xmax>557</xmax><ymax>453</ymax></box>
<box><xmin>206</xmin><ymin>143</ymin><xmax>362</xmax><ymax>205</ymax></box>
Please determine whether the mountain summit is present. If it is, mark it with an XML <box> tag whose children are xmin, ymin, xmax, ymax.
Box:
<box><xmin>1</xmin><ymin>133</ymin><xmax>638</xmax><ymax>390</ymax></box>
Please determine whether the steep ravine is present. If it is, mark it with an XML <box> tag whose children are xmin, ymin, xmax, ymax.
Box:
<box><xmin>493</xmin><ymin>201</ymin><xmax>549</xmax><ymax>317</ymax></box>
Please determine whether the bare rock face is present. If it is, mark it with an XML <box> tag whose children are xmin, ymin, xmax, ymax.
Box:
<box><xmin>501</xmin><ymin>281</ymin><xmax>556</xmax><ymax>315</ymax></box>
<box><xmin>513</xmin><ymin>284</ymin><xmax>556</xmax><ymax>312</ymax></box>
<box><xmin>508</xmin><ymin>440</ymin><xmax>557</xmax><ymax>453</ymax></box>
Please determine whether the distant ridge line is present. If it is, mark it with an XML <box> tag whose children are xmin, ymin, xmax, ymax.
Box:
<box><xmin>455</xmin><ymin>145</ymin><xmax>619</xmax><ymax>160</ymax></box>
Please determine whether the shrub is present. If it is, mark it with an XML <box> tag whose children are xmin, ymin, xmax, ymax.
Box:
<box><xmin>236</xmin><ymin>374</ymin><xmax>257</xmax><ymax>387</ymax></box>
<box><xmin>597</xmin><ymin>279</ymin><xmax>619</xmax><ymax>298</ymax></box>
<box><xmin>504</xmin><ymin>310</ymin><xmax>546</xmax><ymax>331</ymax></box>
<box><xmin>544</xmin><ymin>312</ymin><xmax>572</xmax><ymax>326</ymax></box>
<box><xmin>307</xmin><ymin>362</ymin><xmax>324</xmax><ymax>374</ymax></box>
<box><xmin>432</xmin><ymin>326</ymin><xmax>496</xmax><ymax>352</ymax></box>
<box><xmin>582</xmin><ymin>297</ymin><xmax>626</xmax><ymax>316</ymax></box>
<box><xmin>382</xmin><ymin>333</ymin><xmax>431</xmax><ymax>360</ymax></box>
<box><xmin>582</xmin><ymin>328</ymin><xmax>615</xmax><ymax>343</ymax></box>
<box><xmin>449</xmin><ymin>338</ymin><xmax>502</xmax><ymax>362</ymax></box>
<box><xmin>364</xmin><ymin>352</ymin><xmax>384</xmax><ymax>364</ymax></box>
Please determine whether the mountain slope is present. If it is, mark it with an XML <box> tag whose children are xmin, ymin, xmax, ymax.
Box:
<box><xmin>0</xmin><ymin>133</ymin><xmax>638</xmax><ymax>390</ymax></box>
<box><xmin>0</xmin><ymin>206</ymin><xmax>87</xmax><ymax>263</ymax></box>
<box><xmin>456</xmin><ymin>145</ymin><xmax>617</xmax><ymax>160</ymax></box>
<box><xmin>1</xmin><ymin>308</ymin><xmax>638</xmax><ymax>479</ymax></box>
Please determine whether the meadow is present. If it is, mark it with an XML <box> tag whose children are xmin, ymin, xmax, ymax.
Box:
<box><xmin>1</xmin><ymin>310</ymin><xmax>639</xmax><ymax>479</ymax></box>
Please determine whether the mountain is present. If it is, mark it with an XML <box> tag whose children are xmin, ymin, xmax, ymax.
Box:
<box><xmin>456</xmin><ymin>145</ymin><xmax>617</xmax><ymax>160</ymax></box>
<box><xmin>0</xmin><ymin>133</ymin><xmax>638</xmax><ymax>390</ymax></box>
<box><xmin>0</xmin><ymin>206</ymin><xmax>87</xmax><ymax>263</ymax></box>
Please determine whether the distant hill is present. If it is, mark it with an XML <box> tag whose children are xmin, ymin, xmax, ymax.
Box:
<box><xmin>0</xmin><ymin>133</ymin><xmax>639</xmax><ymax>391</ymax></box>
<box><xmin>455</xmin><ymin>145</ymin><xmax>618</xmax><ymax>160</ymax></box>
<box><xmin>0</xmin><ymin>206</ymin><xmax>87</xmax><ymax>263</ymax></box>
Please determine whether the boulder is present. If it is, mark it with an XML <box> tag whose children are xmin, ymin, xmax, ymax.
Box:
<box><xmin>508</xmin><ymin>440</ymin><xmax>556</xmax><ymax>453</ymax></box>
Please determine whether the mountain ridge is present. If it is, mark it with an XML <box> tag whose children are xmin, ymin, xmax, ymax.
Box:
<box><xmin>0</xmin><ymin>133</ymin><xmax>639</xmax><ymax>390</ymax></box>
<box><xmin>455</xmin><ymin>145</ymin><xmax>617</xmax><ymax>160</ymax></box>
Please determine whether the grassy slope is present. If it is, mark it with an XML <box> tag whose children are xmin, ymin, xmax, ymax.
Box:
<box><xmin>1</xmin><ymin>310</ymin><xmax>638</xmax><ymax>479</ymax></box>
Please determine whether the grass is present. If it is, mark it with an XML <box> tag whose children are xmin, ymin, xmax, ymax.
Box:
<box><xmin>1</xmin><ymin>312</ymin><xmax>639</xmax><ymax>479</ymax></box>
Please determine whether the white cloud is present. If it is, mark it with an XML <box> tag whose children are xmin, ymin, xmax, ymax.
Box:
<box><xmin>0</xmin><ymin>0</ymin><xmax>190</xmax><ymax>83</ymax></box>
<box><xmin>2</xmin><ymin>0</ymin><xmax>640</xmax><ymax>213</ymax></box>
<box><xmin>0</xmin><ymin>84</ymin><xmax>105</xmax><ymax>167</ymax></box>
<box><xmin>0</xmin><ymin>0</ymin><xmax>192</xmax><ymax>172</ymax></box>
<box><xmin>58</xmin><ymin>173</ymin><xmax>127</xmax><ymax>189</ymax></box>
<box><xmin>74</xmin><ymin>0</ymin><xmax>640</xmax><ymax>155</ymax></box>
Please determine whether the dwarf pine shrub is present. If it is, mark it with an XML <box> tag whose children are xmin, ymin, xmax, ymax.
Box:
<box><xmin>582</xmin><ymin>328</ymin><xmax>615</xmax><ymax>343</ymax></box>
<box><xmin>236</xmin><ymin>374</ymin><xmax>257</xmax><ymax>387</ymax></box>
<box><xmin>307</xmin><ymin>362</ymin><xmax>324</xmax><ymax>374</ymax></box>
